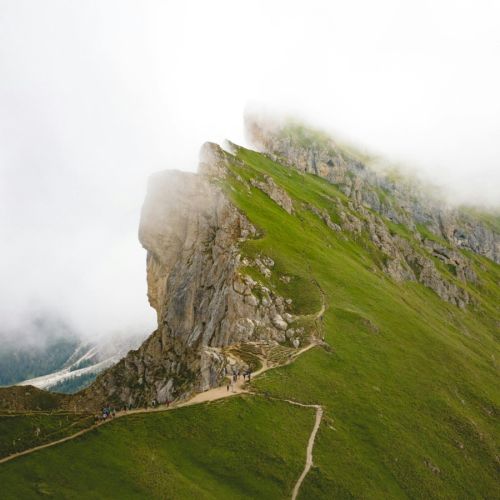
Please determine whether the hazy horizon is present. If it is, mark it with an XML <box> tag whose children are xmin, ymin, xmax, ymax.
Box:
<box><xmin>1</xmin><ymin>0</ymin><xmax>499</xmax><ymax>346</ymax></box>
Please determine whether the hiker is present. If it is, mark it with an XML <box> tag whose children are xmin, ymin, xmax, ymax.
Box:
<box><xmin>227</xmin><ymin>382</ymin><xmax>230</xmax><ymax>392</ymax></box>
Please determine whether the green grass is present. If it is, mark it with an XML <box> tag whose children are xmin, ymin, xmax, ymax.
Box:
<box><xmin>0</xmin><ymin>412</ymin><xmax>93</xmax><ymax>459</ymax></box>
<box><xmin>225</xmin><ymin>146</ymin><xmax>499</xmax><ymax>498</ymax></box>
<box><xmin>0</xmin><ymin>397</ymin><xmax>313</xmax><ymax>499</ymax></box>
<box><xmin>1</xmin><ymin>144</ymin><xmax>498</xmax><ymax>498</ymax></box>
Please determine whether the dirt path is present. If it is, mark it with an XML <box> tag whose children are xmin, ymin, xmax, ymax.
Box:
<box><xmin>289</xmin><ymin>402</ymin><xmax>323</xmax><ymax>500</ymax></box>
<box><xmin>1</xmin><ymin>341</ymin><xmax>325</xmax><ymax>500</ymax></box>
<box><xmin>0</xmin><ymin>423</ymin><xmax>103</xmax><ymax>465</ymax></box>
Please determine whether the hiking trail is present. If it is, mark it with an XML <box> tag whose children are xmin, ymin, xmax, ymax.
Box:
<box><xmin>290</xmin><ymin>402</ymin><xmax>323</xmax><ymax>500</ymax></box>
<box><xmin>1</xmin><ymin>337</ymin><xmax>326</xmax><ymax>499</ymax></box>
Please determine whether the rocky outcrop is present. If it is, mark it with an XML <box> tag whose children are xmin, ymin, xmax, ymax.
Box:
<box><xmin>306</xmin><ymin>204</ymin><xmax>342</xmax><ymax>232</ymax></box>
<box><xmin>333</xmin><ymin>202</ymin><xmax>473</xmax><ymax>307</ymax></box>
<box><xmin>69</xmin><ymin>117</ymin><xmax>496</xmax><ymax>410</ymax></box>
<box><xmin>246</xmin><ymin>115</ymin><xmax>500</xmax><ymax>265</ymax></box>
<box><xmin>74</xmin><ymin>145</ymin><xmax>300</xmax><ymax>410</ymax></box>
<box><xmin>251</xmin><ymin>175</ymin><xmax>294</xmax><ymax>214</ymax></box>
<box><xmin>245</xmin><ymin>115</ymin><xmax>499</xmax><ymax>308</ymax></box>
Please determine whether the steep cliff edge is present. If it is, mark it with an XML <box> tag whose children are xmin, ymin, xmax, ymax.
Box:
<box><xmin>2</xmin><ymin>120</ymin><xmax>498</xmax><ymax>498</ymax></box>
<box><xmin>7</xmin><ymin>117</ymin><xmax>497</xmax><ymax>414</ymax></box>
<box><xmin>74</xmin><ymin>144</ymin><xmax>304</xmax><ymax>410</ymax></box>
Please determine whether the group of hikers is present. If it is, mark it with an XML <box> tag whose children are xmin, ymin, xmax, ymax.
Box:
<box><xmin>97</xmin><ymin>406</ymin><xmax>116</xmax><ymax>421</ymax></box>
<box><xmin>94</xmin><ymin>366</ymin><xmax>253</xmax><ymax>421</ymax></box>
<box><xmin>95</xmin><ymin>403</ymin><xmax>134</xmax><ymax>422</ymax></box>
<box><xmin>226</xmin><ymin>368</ymin><xmax>252</xmax><ymax>392</ymax></box>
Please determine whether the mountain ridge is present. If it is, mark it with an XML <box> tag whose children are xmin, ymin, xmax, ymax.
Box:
<box><xmin>65</xmin><ymin>116</ymin><xmax>499</xmax><ymax>412</ymax></box>
<box><xmin>0</xmin><ymin>117</ymin><xmax>498</xmax><ymax>498</ymax></box>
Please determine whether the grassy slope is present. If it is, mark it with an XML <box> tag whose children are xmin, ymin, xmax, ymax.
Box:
<box><xmin>0</xmin><ymin>412</ymin><xmax>94</xmax><ymax>459</ymax></box>
<box><xmin>224</xmin><ymin>147</ymin><xmax>499</xmax><ymax>499</ymax></box>
<box><xmin>0</xmin><ymin>397</ymin><xmax>313</xmax><ymax>499</ymax></box>
<box><xmin>0</xmin><ymin>146</ymin><xmax>498</xmax><ymax>498</ymax></box>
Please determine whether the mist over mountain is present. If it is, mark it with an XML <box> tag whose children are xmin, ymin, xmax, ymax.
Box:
<box><xmin>1</xmin><ymin>1</ymin><xmax>500</xmax><ymax>352</ymax></box>
<box><xmin>1</xmin><ymin>115</ymin><xmax>497</xmax><ymax>497</ymax></box>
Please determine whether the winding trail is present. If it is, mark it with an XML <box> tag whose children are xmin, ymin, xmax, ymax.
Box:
<box><xmin>1</xmin><ymin>340</ymin><xmax>325</xmax><ymax>499</ymax></box>
<box><xmin>290</xmin><ymin>403</ymin><xmax>323</xmax><ymax>500</ymax></box>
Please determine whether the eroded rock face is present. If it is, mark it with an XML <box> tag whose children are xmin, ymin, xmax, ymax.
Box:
<box><xmin>74</xmin><ymin>118</ymin><xmax>497</xmax><ymax>410</ymax></box>
<box><xmin>246</xmin><ymin>115</ymin><xmax>500</xmax><ymax>265</ymax></box>
<box><xmin>75</xmin><ymin>145</ymin><xmax>297</xmax><ymax>410</ymax></box>
<box><xmin>245</xmin><ymin>115</ymin><xmax>499</xmax><ymax>308</ymax></box>
<box><xmin>250</xmin><ymin>175</ymin><xmax>294</xmax><ymax>214</ymax></box>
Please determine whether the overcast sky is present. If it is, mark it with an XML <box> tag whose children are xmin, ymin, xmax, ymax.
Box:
<box><xmin>1</xmin><ymin>0</ymin><xmax>499</xmax><ymax>343</ymax></box>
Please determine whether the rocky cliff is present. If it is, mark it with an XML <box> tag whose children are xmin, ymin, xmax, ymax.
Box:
<box><xmin>246</xmin><ymin>115</ymin><xmax>499</xmax><ymax>264</ymax></box>
<box><xmin>246</xmin><ymin>115</ymin><xmax>499</xmax><ymax>308</ymax></box>
<box><xmin>74</xmin><ymin>144</ymin><xmax>302</xmax><ymax>410</ymax></box>
<box><xmin>69</xmin><ymin>117</ymin><xmax>499</xmax><ymax>411</ymax></box>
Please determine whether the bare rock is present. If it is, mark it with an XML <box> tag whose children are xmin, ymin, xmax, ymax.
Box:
<box><xmin>272</xmin><ymin>314</ymin><xmax>288</xmax><ymax>331</ymax></box>
<box><xmin>251</xmin><ymin>175</ymin><xmax>294</xmax><ymax>214</ymax></box>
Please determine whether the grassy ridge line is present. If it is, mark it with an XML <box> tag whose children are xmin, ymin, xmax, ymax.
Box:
<box><xmin>224</xmin><ymin>146</ymin><xmax>499</xmax><ymax>498</ymax></box>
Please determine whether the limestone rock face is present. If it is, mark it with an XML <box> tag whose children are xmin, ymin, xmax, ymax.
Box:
<box><xmin>246</xmin><ymin>116</ymin><xmax>500</xmax><ymax>265</ymax></box>
<box><xmin>250</xmin><ymin>175</ymin><xmax>294</xmax><ymax>214</ymax></box>
<box><xmin>75</xmin><ymin>145</ymin><xmax>295</xmax><ymax>410</ymax></box>
<box><xmin>73</xmin><ymin>118</ymin><xmax>497</xmax><ymax>411</ymax></box>
<box><xmin>245</xmin><ymin>115</ymin><xmax>499</xmax><ymax>308</ymax></box>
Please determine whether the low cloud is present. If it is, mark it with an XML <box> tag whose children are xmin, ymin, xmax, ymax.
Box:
<box><xmin>0</xmin><ymin>0</ymin><xmax>498</xmax><ymax>346</ymax></box>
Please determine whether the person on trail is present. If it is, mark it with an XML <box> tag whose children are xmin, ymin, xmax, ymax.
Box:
<box><xmin>227</xmin><ymin>382</ymin><xmax>230</xmax><ymax>392</ymax></box>
<box><xmin>248</xmin><ymin>371</ymin><xmax>252</xmax><ymax>381</ymax></box>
